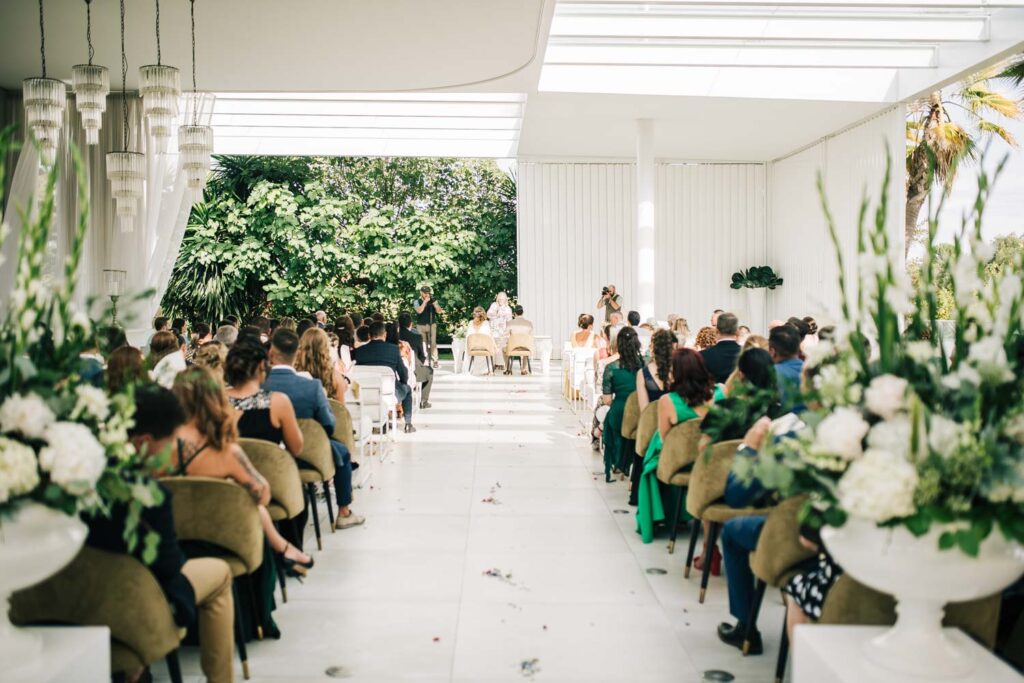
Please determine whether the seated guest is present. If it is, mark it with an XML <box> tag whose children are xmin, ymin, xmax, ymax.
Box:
<box><xmin>85</xmin><ymin>384</ymin><xmax>236</xmax><ymax>683</ymax></box>
<box><xmin>782</xmin><ymin>531</ymin><xmax>843</xmax><ymax>643</ymax></box>
<box><xmin>701</xmin><ymin>312</ymin><xmax>742</xmax><ymax>384</ymax></box>
<box><xmin>249</xmin><ymin>316</ymin><xmax>272</xmax><ymax>344</ymax></box>
<box><xmin>171</xmin><ymin>366</ymin><xmax>314</xmax><ymax>570</ymax></box>
<box><xmin>277</xmin><ymin>317</ymin><xmax>297</xmax><ymax>332</ymax></box>
<box><xmin>349</xmin><ymin>313</ymin><xmax>363</xmax><ymax>329</ymax></box>
<box><xmin>770</xmin><ymin>324</ymin><xmax>805</xmax><ymax>410</ymax></box>
<box><xmin>101</xmin><ymin>325</ymin><xmax>129</xmax><ymax>357</ymax></box>
<box><xmin>335</xmin><ymin>316</ymin><xmax>357</xmax><ymax>372</ymax></box>
<box><xmin>355</xmin><ymin>325</ymin><xmax>371</xmax><ymax>347</ymax></box>
<box><xmin>188</xmin><ymin>322</ymin><xmax>212</xmax><ymax>363</ymax></box>
<box><xmin>297</xmin><ymin>318</ymin><xmax>314</xmax><ymax>338</ymax></box>
<box><xmin>149</xmin><ymin>316</ymin><xmax>170</xmax><ymax>346</ymax></box>
<box><xmin>787</xmin><ymin>316</ymin><xmax>812</xmax><ymax>359</ymax></box>
<box><xmin>636</xmin><ymin>348</ymin><xmax>724</xmax><ymax>544</ymax></box>
<box><xmin>507</xmin><ymin>305</ymin><xmax>533</xmax><ymax>335</ymax></box>
<box><xmin>237</xmin><ymin>326</ymin><xmax>263</xmax><ymax>347</ymax></box>
<box><xmin>193</xmin><ymin>341</ymin><xmax>228</xmax><ymax>382</ymax></box>
<box><xmin>743</xmin><ymin>335</ymin><xmax>769</xmax><ymax>352</ymax></box>
<box><xmin>214</xmin><ymin>324</ymin><xmax>238</xmax><ymax>348</ymax></box>
<box><xmin>172</xmin><ymin>318</ymin><xmax>188</xmax><ymax>350</ymax></box>
<box><xmin>630</xmin><ymin>329</ymin><xmax>675</xmax><ymax>505</ymax></box>
<box><xmin>694</xmin><ymin>325</ymin><xmax>718</xmax><ymax>351</ymax></box>
<box><xmin>398</xmin><ymin>312</ymin><xmax>434</xmax><ymax>409</ymax></box>
<box><xmin>150</xmin><ymin>330</ymin><xmax>187</xmax><ymax>389</ymax></box>
<box><xmin>79</xmin><ymin>335</ymin><xmax>106</xmax><ymax>388</ymax></box>
<box><xmin>352</xmin><ymin>322</ymin><xmax>416</xmax><ymax>434</ymax></box>
<box><xmin>225</xmin><ymin>340</ymin><xmax>303</xmax><ymax>454</ymax></box>
<box><xmin>315</xmin><ymin>310</ymin><xmax>328</xmax><ymax>328</ymax></box>
<box><xmin>711</xmin><ymin>309</ymin><xmax>724</xmax><ymax>327</ymax></box>
<box><xmin>106</xmin><ymin>346</ymin><xmax>147</xmax><ymax>393</ymax></box>
<box><xmin>224</xmin><ymin>315</ymin><xmax>239</xmax><ymax>327</ymax></box>
<box><xmin>600</xmin><ymin>328</ymin><xmax>643</xmax><ymax>483</ymax></box>
<box><xmin>295</xmin><ymin>328</ymin><xmax>349</xmax><ymax>402</ymax></box>
<box><xmin>571</xmin><ymin>314</ymin><xmax>598</xmax><ymax>348</ymax></box>
<box><xmin>737</xmin><ymin>325</ymin><xmax>751</xmax><ymax>347</ymax></box>
<box><xmin>265</xmin><ymin>329</ymin><xmax>364</xmax><ymax>529</ymax></box>
<box><xmin>671</xmin><ymin>317</ymin><xmax>691</xmax><ymax>348</ymax></box>
<box><xmin>627</xmin><ymin>310</ymin><xmax>652</xmax><ymax>354</ymax></box>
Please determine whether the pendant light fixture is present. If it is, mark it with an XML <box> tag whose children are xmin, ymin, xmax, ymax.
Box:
<box><xmin>22</xmin><ymin>0</ymin><xmax>66</xmax><ymax>167</ymax></box>
<box><xmin>139</xmin><ymin>0</ymin><xmax>181</xmax><ymax>153</ymax></box>
<box><xmin>178</xmin><ymin>0</ymin><xmax>215</xmax><ymax>194</ymax></box>
<box><xmin>71</xmin><ymin>0</ymin><xmax>109</xmax><ymax>146</ymax></box>
<box><xmin>106</xmin><ymin>0</ymin><xmax>145</xmax><ymax>233</ymax></box>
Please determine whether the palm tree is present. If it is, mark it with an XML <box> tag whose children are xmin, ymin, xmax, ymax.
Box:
<box><xmin>904</xmin><ymin>62</ymin><xmax>1022</xmax><ymax>254</ymax></box>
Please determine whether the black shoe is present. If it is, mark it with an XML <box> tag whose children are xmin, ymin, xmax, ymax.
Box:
<box><xmin>420</xmin><ymin>401</ymin><xmax>432</xmax><ymax>409</ymax></box>
<box><xmin>351</xmin><ymin>461</ymin><xmax>360</xmax><ymax>471</ymax></box>
<box><xmin>718</xmin><ymin>622</ymin><xmax>762</xmax><ymax>655</ymax></box>
<box><xmin>404</xmin><ymin>423</ymin><xmax>416</xmax><ymax>433</ymax></box>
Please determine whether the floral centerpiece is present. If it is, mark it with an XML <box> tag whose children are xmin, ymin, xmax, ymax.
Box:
<box><xmin>737</xmin><ymin>155</ymin><xmax>1024</xmax><ymax>677</ymax></box>
<box><xmin>0</xmin><ymin>129</ymin><xmax>163</xmax><ymax>665</ymax></box>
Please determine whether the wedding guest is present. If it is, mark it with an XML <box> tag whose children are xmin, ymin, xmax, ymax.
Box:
<box><xmin>355</xmin><ymin>326</ymin><xmax>370</xmax><ymax>347</ymax></box>
<box><xmin>628</xmin><ymin>311</ymin><xmax>652</xmax><ymax>354</ymax></box>
<box><xmin>817</xmin><ymin>325</ymin><xmax>836</xmax><ymax>343</ymax></box>
<box><xmin>106</xmin><ymin>346</ymin><xmax>147</xmax><ymax>393</ymax></box>
<box><xmin>188</xmin><ymin>322</ymin><xmax>212</xmax><ymax>363</ymax></box>
<box><xmin>277</xmin><ymin>317</ymin><xmax>297</xmax><ymax>332</ymax></box>
<box><xmin>571</xmin><ymin>314</ymin><xmax>598</xmax><ymax>348</ymax></box>
<box><xmin>296</xmin><ymin>328</ymin><xmax>349</xmax><ymax>401</ymax></box>
<box><xmin>335</xmin><ymin>316</ymin><xmax>357</xmax><ymax>372</ymax></box>
<box><xmin>467</xmin><ymin>306</ymin><xmax>492</xmax><ymax>337</ymax></box>
<box><xmin>694</xmin><ymin>326</ymin><xmax>719</xmax><ymax>351</ymax></box>
<box><xmin>711</xmin><ymin>309</ymin><xmax>724</xmax><ymax>327</ymax></box>
<box><xmin>172</xmin><ymin>318</ymin><xmax>188</xmax><ymax>350</ymax></box>
<box><xmin>737</xmin><ymin>325</ymin><xmax>752</xmax><ymax>347</ymax></box>
<box><xmin>398</xmin><ymin>312</ymin><xmax>434</xmax><ymax>409</ymax></box>
<box><xmin>671</xmin><ymin>317</ymin><xmax>691</xmax><ymax>347</ymax></box>
<box><xmin>315</xmin><ymin>310</ymin><xmax>328</xmax><ymax>329</ymax></box>
<box><xmin>507</xmin><ymin>305</ymin><xmax>533</xmax><ymax>335</ymax></box>
<box><xmin>352</xmin><ymin>322</ymin><xmax>415</xmax><ymax>434</ymax></box>
<box><xmin>84</xmin><ymin>384</ymin><xmax>236</xmax><ymax>683</ymax></box>
<box><xmin>770</xmin><ymin>325</ymin><xmax>804</xmax><ymax>410</ymax></box>
<box><xmin>701</xmin><ymin>312</ymin><xmax>742</xmax><ymax>384</ymax></box>
<box><xmin>225</xmin><ymin>340</ymin><xmax>304</xmax><ymax>455</ymax></box>
<box><xmin>487</xmin><ymin>292</ymin><xmax>514</xmax><ymax>368</ymax></box>
<box><xmin>214</xmin><ymin>324</ymin><xmax>238</xmax><ymax>348</ymax></box>
<box><xmin>601</xmin><ymin>327</ymin><xmax>644</xmax><ymax>483</ymax></box>
<box><xmin>743</xmin><ymin>335</ymin><xmax>769</xmax><ymax>352</ymax></box>
<box><xmin>248</xmin><ymin>316</ymin><xmax>272</xmax><ymax>344</ymax></box>
<box><xmin>224</xmin><ymin>315</ymin><xmax>239</xmax><ymax>327</ymax></box>
<box><xmin>628</xmin><ymin>328</ymin><xmax>675</xmax><ymax>505</ymax></box>
<box><xmin>193</xmin><ymin>341</ymin><xmax>228</xmax><ymax>383</ymax></box>
<box><xmin>150</xmin><ymin>331</ymin><xmax>187</xmax><ymax>389</ymax></box>
<box><xmin>101</xmin><ymin>325</ymin><xmax>129</xmax><ymax>356</ymax></box>
<box><xmin>349</xmin><ymin>313</ymin><xmax>363</xmax><ymax>329</ymax></box>
<box><xmin>149</xmin><ymin>316</ymin><xmax>170</xmax><ymax>347</ymax></box>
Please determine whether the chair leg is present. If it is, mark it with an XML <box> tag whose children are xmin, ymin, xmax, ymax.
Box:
<box><xmin>273</xmin><ymin>545</ymin><xmax>288</xmax><ymax>603</ymax></box>
<box><xmin>246</xmin><ymin>573</ymin><xmax>263</xmax><ymax>640</ymax></box>
<box><xmin>324</xmin><ymin>480</ymin><xmax>335</xmax><ymax>533</ymax></box>
<box><xmin>231</xmin><ymin>581</ymin><xmax>251</xmax><ymax>680</ymax></box>
<box><xmin>684</xmin><ymin>518</ymin><xmax>702</xmax><ymax>578</ymax></box>
<box><xmin>667</xmin><ymin>486</ymin><xmax>685</xmax><ymax>554</ymax></box>
<box><xmin>526</xmin><ymin>357</ymin><xmax>532</xmax><ymax>374</ymax></box>
<box><xmin>306</xmin><ymin>482</ymin><xmax>322</xmax><ymax>551</ymax></box>
<box><xmin>468</xmin><ymin>356</ymin><xmax>475</xmax><ymax>373</ymax></box>
<box><xmin>699</xmin><ymin>521</ymin><xmax>722</xmax><ymax>603</ymax></box>
<box><xmin>165</xmin><ymin>649</ymin><xmax>183</xmax><ymax>683</ymax></box>
<box><xmin>743</xmin><ymin>579</ymin><xmax>768</xmax><ymax>655</ymax></box>
<box><xmin>775</xmin><ymin>609</ymin><xmax>790</xmax><ymax>683</ymax></box>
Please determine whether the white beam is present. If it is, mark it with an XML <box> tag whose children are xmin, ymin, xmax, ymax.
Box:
<box><xmin>636</xmin><ymin>119</ymin><xmax>656</xmax><ymax>321</ymax></box>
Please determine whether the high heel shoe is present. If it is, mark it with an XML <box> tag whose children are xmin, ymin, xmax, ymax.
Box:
<box><xmin>281</xmin><ymin>543</ymin><xmax>314</xmax><ymax>575</ymax></box>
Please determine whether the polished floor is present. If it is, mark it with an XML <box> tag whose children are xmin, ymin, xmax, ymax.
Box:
<box><xmin>160</xmin><ymin>365</ymin><xmax>784</xmax><ymax>682</ymax></box>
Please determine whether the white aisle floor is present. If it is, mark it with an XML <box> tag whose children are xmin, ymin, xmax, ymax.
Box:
<box><xmin>162</xmin><ymin>364</ymin><xmax>784</xmax><ymax>683</ymax></box>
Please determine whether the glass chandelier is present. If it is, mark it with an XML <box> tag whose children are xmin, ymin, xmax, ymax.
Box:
<box><xmin>22</xmin><ymin>0</ymin><xmax>66</xmax><ymax>168</ymax></box>
<box><xmin>139</xmin><ymin>0</ymin><xmax>180</xmax><ymax>154</ymax></box>
<box><xmin>106</xmin><ymin>0</ymin><xmax>145</xmax><ymax>233</ymax></box>
<box><xmin>179</xmin><ymin>0</ymin><xmax>215</xmax><ymax>194</ymax></box>
<box><xmin>71</xmin><ymin>0</ymin><xmax>109</xmax><ymax>146</ymax></box>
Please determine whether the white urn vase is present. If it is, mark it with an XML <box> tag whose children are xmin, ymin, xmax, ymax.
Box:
<box><xmin>822</xmin><ymin>518</ymin><xmax>1024</xmax><ymax>679</ymax></box>
<box><xmin>0</xmin><ymin>502</ymin><xmax>87</xmax><ymax>674</ymax></box>
<box><xmin>745</xmin><ymin>287</ymin><xmax>767</xmax><ymax>335</ymax></box>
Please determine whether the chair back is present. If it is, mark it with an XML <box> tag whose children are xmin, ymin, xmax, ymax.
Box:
<box><xmin>327</xmin><ymin>398</ymin><xmax>356</xmax><ymax>453</ymax></box>
<box><xmin>9</xmin><ymin>546</ymin><xmax>182</xmax><ymax>672</ymax></box>
<box><xmin>506</xmin><ymin>332</ymin><xmax>535</xmax><ymax>358</ymax></box>
<box><xmin>621</xmin><ymin>393</ymin><xmax>639</xmax><ymax>440</ymax></box>
<box><xmin>239</xmin><ymin>437</ymin><xmax>305</xmax><ymax>519</ymax></box>
<box><xmin>749</xmin><ymin>495</ymin><xmax>816</xmax><ymax>587</ymax></box>
<box><xmin>296</xmin><ymin>418</ymin><xmax>337</xmax><ymax>480</ymax></box>
<box><xmin>162</xmin><ymin>476</ymin><xmax>264</xmax><ymax>574</ymax></box>
<box><xmin>635</xmin><ymin>402</ymin><xmax>659</xmax><ymax>456</ymax></box>
<box><xmin>467</xmin><ymin>332</ymin><xmax>497</xmax><ymax>356</ymax></box>
<box><xmin>685</xmin><ymin>439</ymin><xmax>743</xmax><ymax>518</ymax></box>
<box><xmin>656</xmin><ymin>419</ymin><xmax>702</xmax><ymax>484</ymax></box>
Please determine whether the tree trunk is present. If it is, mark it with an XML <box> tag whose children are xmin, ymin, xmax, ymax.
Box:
<box><xmin>905</xmin><ymin>152</ymin><xmax>930</xmax><ymax>256</ymax></box>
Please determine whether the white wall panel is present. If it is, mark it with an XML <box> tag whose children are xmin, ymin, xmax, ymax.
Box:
<box><xmin>656</xmin><ymin>163</ymin><xmax>766</xmax><ymax>333</ymax></box>
<box><xmin>517</xmin><ymin>162</ymin><xmax>637</xmax><ymax>357</ymax></box>
<box><xmin>768</xmin><ymin>107</ymin><xmax>904</xmax><ymax>327</ymax></box>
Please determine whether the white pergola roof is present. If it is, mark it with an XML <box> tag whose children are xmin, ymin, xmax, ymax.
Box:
<box><xmin>0</xmin><ymin>0</ymin><xmax>1022</xmax><ymax>160</ymax></box>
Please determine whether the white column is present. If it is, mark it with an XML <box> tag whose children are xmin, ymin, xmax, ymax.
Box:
<box><xmin>636</xmin><ymin>119</ymin><xmax>655</xmax><ymax>321</ymax></box>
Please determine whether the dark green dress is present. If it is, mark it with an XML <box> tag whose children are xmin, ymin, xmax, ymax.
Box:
<box><xmin>602</xmin><ymin>360</ymin><xmax>637</xmax><ymax>480</ymax></box>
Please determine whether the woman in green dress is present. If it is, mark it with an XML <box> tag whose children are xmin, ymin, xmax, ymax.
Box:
<box><xmin>637</xmin><ymin>347</ymin><xmax>724</xmax><ymax>543</ymax></box>
<box><xmin>601</xmin><ymin>327</ymin><xmax>645</xmax><ymax>483</ymax></box>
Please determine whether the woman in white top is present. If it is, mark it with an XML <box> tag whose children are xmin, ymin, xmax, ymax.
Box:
<box><xmin>487</xmin><ymin>292</ymin><xmax>513</xmax><ymax>368</ymax></box>
<box><xmin>467</xmin><ymin>306</ymin><xmax>492</xmax><ymax>337</ymax></box>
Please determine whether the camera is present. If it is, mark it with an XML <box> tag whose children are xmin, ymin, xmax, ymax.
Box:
<box><xmin>601</xmin><ymin>287</ymin><xmax>610</xmax><ymax>295</ymax></box>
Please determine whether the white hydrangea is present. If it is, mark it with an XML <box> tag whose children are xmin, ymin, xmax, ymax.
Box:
<box><xmin>70</xmin><ymin>309</ymin><xmax>92</xmax><ymax>331</ymax></box>
<box><xmin>928</xmin><ymin>414</ymin><xmax>964</xmax><ymax>459</ymax></box>
<box><xmin>38</xmin><ymin>422</ymin><xmax>106</xmax><ymax>496</ymax></box>
<box><xmin>812</xmin><ymin>407</ymin><xmax>870</xmax><ymax>461</ymax></box>
<box><xmin>838</xmin><ymin>449</ymin><xmax>919</xmax><ymax>523</ymax></box>
<box><xmin>0</xmin><ymin>436</ymin><xmax>40</xmax><ymax>504</ymax></box>
<box><xmin>967</xmin><ymin>336</ymin><xmax>1014</xmax><ymax>385</ymax></box>
<box><xmin>73</xmin><ymin>385</ymin><xmax>110</xmax><ymax>422</ymax></box>
<box><xmin>804</xmin><ymin>341</ymin><xmax>835</xmax><ymax>370</ymax></box>
<box><xmin>864</xmin><ymin>374</ymin><xmax>908</xmax><ymax>420</ymax></box>
<box><xmin>1003</xmin><ymin>414</ymin><xmax>1024</xmax><ymax>446</ymax></box>
<box><xmin>906</xmin><ymin>340</ymin><xmax>936</xmax><ymax>365</ymax></box>
<box><xmin>867</xmin><ymin>415</ymin><xmax>911</xmax><ymax>460</ymax></box>
<box><xmin>0</xmin><ymin>393</ymin><xmax>56</xmax><ymax>439</ymax></box>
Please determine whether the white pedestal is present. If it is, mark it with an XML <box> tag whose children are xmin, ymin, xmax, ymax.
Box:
<box><xmin>794</xmin><ymin>625</ymin><xmax>1022</xmax><ymax>683</ymax></box>
<box><xmin>452</xmin><ymin>338</ymin><xmax>466</xmax><ymax>374</ymax></box>
<box><xmin>534</xmin><ymin>335</ymin><xmax>553</xmax><ymax>374</ymax></box>
<box><xmin>8</xmin><ymin>626</ymin><xmax>110</xmax><ymax>682</ymax></box>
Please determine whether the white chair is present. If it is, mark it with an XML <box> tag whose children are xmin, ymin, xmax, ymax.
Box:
<box><xmin>349</xmin><ymin>366</ymin><xmax>399</xmax><ymax>455</ymax></box>
<box><xmin>342</xmin><ymin>385</ymin><xmax>374</xmax><ymax>460</ymax></box>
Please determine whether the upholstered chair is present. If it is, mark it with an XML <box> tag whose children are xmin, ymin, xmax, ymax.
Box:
<box><xmin>620</xmin><ymin>393</ymin><xmax>640</xmax><ymax>441</ymax></box>
<box><xmin>655</xmin><ymin>418</ymin><xmax>702</xmax><ymax>553</ymax></box>
<box><xmin>295</xmin><ymin>418</ymin><xmax>337</xmax><ymax>550</ymax></box>
<box><xmin>504</xmin><ymin>332</ymin><xmax>536</xmax><ymax>374</ymax></box>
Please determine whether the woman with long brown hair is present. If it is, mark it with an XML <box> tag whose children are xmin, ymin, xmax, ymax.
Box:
<box><xmin>295</xmin><ymin>327</ymin><xmax>348</xmax><ymax>400</ymax></box>
<box><xmin>106</xmin><ymin>346</ymin><xmax>147</xmax><ymax>393</ymax></box>
<box><xmin>635</xmin><ymin>348</ymin><xmax>725</xmax><ymax>543</ymax></box>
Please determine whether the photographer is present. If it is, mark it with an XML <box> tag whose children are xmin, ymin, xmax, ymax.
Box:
<box><xmin>414</xmin><ymin>285</ymin><xmax>444</xmax><ymax>367</ymax></box>
<box><xmin>595</xmin><ymin>284</ymin><xmax>623</xmax><ymax>322</ymax></box>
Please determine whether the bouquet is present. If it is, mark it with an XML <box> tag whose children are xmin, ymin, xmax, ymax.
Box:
<box><xmin>0</xmin><ymin>128</ymin><xmax>164</xmax><ymax>562</ymax></box>
<box><xmin>737</xmin><ymin>154</ymin><xmax>1024</xmax><ymax>556</ymax></box>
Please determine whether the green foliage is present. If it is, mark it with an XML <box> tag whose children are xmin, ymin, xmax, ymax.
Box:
<box><xmin>730</xmin><ymin>265</ymin><xmax>783</xmax><ymax>290</ymax></box>
<box><xmin>161</xmin><ymin>156</ymin><xmax>517</xmax><ymax>336</ymax></box>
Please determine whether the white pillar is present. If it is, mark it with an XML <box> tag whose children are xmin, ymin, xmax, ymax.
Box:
<box><xmin>636</xmin><ymin>119</ymin><xmax>655</xmax><ymax>321</ymax></box>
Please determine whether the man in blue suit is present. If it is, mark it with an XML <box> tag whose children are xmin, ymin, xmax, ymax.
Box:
<box><xmin>264</xmin><ymin>328</ymin><xmax>364</xmax><ymax>530</ymax></box>
<box><xmin>351</xmin><ymin>321</ymin><xmax>416</xmax><ymax>433</ymax></box>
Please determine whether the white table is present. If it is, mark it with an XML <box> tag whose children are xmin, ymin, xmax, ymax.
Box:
<box><xmin>8</xmin><ymin>626</ymin><xmax>110</xmax><ymax>682</ymax></box>
<box><xmin>794</xmin><ymin>625</ymin><xmax>1023</xmax><ymax>683</ymax></box>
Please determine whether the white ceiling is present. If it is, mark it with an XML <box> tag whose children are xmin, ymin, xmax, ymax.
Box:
<box><xmin>0</xmin><ymin>0</ymin><xmax>1022</xmax><ymax>161</ymax></box>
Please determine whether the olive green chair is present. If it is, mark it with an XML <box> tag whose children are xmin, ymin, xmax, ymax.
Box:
<box><xmin>239</xmin><ymin>437</ymin><xmax>305</xmax><ymax>603</ymax></box>
<box><xmin>655</xmin><ymin>418</ymin><xmax>702</xmax><ymax>553</ymax></box>
<box><xmin>684</xmin><ymin>438</ymin><xmax>768</xmax><ymax>602</ymax></box>
<box><xmin>621</xmin><ymin>393</ymin><xmax>640</xmax><ymax>441</ymax></box>
<box><xmin>634</xmin><ymin>402</ymin><xmax>659</xmax><ymax>457</ymax></box>
<box><xmin>327</xmin><ymin>398</ymin><xmax>356</xmax><ymax>456</ymax></box>
<box><xmin>163</xmin><ymin>476</ymin><xmax>263</xmax><ymax>679</ymax></box>
<box><xmin>296</xmin><ymin>418</ymin><xmax>337</xmax><ymax>550</ymax></box>
<box><xmin>9</xmin><ymin>546</ymin><xmax>187</xmax><ymax>683</ymax></box>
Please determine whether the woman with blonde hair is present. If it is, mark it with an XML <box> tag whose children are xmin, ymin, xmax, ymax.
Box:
<box><xmin>192</xmin><ymin>341</ymin><xmax>228</xmax><ymax>382</ymax></box>
<box><xmin>170</xmin><ymin>366</ymin><xmax>314</xmax><ymax>570</ymax></box>
<box><xmin>468</xmin><ymin>306</ymin><xmax>492</xmax><ymax>336</ymax></box>
<box><xmin>295</xmin><ymin>327</ymin><xmax>349</xmax><ymax>400</ymax></box>
<box><xmin>671</xmin><ymin>317</ymin><xmax>691</xmax><ymax>347</ymax></box>
<box><xmin>743</xmin><ymin>335</ymin><xmax>769</xmax><ymax>352</ymax></box>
